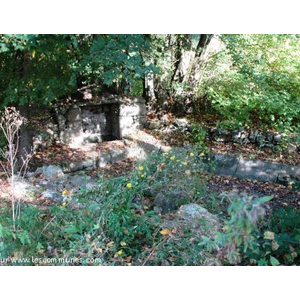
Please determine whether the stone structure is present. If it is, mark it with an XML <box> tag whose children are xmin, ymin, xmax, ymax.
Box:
<box><xmin>208</xmin><ymin>153</ymin><xmax>300</xmax><ymax>184</ymax></box>
<box><xmin>55</xmin><ymin>95</ymin><xmax>146</xmax><ymax>145</ymax></box>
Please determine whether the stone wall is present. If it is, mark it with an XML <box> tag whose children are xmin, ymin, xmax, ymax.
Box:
<box><xmin>207</xmin><ymin>128</ymin><xmax>299</xmax><ymax>153</ymax></box>
<box><xmin>55</xmin><ymin>96</ymin><xmax>146</xmax><ymax>145</ymax></box>
<box><xmin>208</xmin><ymin>153</ymin><xmax>300</xmax><ymax>184</ymax></box>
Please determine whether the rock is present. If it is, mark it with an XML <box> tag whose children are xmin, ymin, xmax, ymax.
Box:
<box><xmin>85</xmin><ymin>183</ymin><xmax>97</xmax><ymax>190</ymax></box>
<box><xmin>173</xmin><ymin>118</ymin><xmax>189</xmax><ymax>128</ymax></box>
<box><xmin>278</xmin><ymin>164</ymin><xmax>300</xmax><ymax>183</ymax></box>
<box><xmin>178</xmin><ymin>204</ymin><xmax>218</xmax><ymax>225</ymax></box>
<box><xmin>97</xmin><ymin>152</ymin><xmax>111</xmax><ymax>168</ymax></box>
<box><xmin>210</xmin><ymin>154</ymin><xmax>239</xmax><ymax>176</ymax></box>
<box><xmin>273</xmin><ymin>133</ymin><xmax>282</xmax><ymax>144</ymax></box>
<box><xmin>148</xmin><ymin>120</ymin><xmax>162</xmax><ymax>130</ymax></box>
<box><xmin>57</xmin><ymin>114</ymin><xmax>67</xmax><ymax>131</ymax></box>
<box><xmin>162</xmin><ymin>204</ymin><xmax>219</xmax><ymax>237</ymax></box>
<box><xmin>41</xmin><ymin>190</ymin><xmax>63</xmax><ymax>202</ymax></box>
<box><xmin>235</xmin><ymin>158</ymin><xmax>279</xmax><ymax>182</ymax></box>
<box><xmin>160</xmin><ymin>114</ymin><xmax>171</xmax><ymax>125</ymax></box>
<box><xmin>154</xmin><ymin>190</ymin><xmax>189</xmax><ymax>214</ymax></box>
<box><xmin>287</xmin><ymin>144</ymin><xmax>298</xmax><ymax>154</ymax></box>
<box><xmin>85</xmin><ymin>134</ymin><xmax>102</xmax><ymax>143</ymax></box>
<box><xmin>69</xmin><ymin>159</ymin><xmax>95</xmax><ymax>172</ymax></box>
<box><xmin>232</xmin><ymin>131</ymin><xmax>242</xmax><ymax>143</ymax></box>
<box><xmin>266</xmin><ymin>133</ymin><xmax>274</xmax><ymax>142</ymax></box>
<box><xmin>212</xmin><ymin>129</ymin><xmax>229</xmax><ymax>142</ymax></box>
<box><xmin>42</xmin><ymin>165</ymin><xmax>64</xmax><ymax>180</ymax></box>
<box><xmin>110</xmin><ymin>148</ymin><xmax>127</xmax><ymax>163</ymax></box>
<box><xmin>249</xmin><ymin>130</ymin><xmax>258</xmax><ymax>143</ymax></box>
<box><xmin>256</xmin><ymin>133</ymin><xmax>266</xmax><ymax>147</ymax></box>
<box><xmin>65</xmin><ymin>106</ymin><xmax>81</xmax><ymax>122</ymax></box>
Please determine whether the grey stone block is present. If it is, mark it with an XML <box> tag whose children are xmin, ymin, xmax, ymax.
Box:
<box><xmin>235</xmin><ymin>158</ymin><xmax>279</xmax><ymax>182</ymax></box>
<box><xmin>65</xmin><ymin>106</ymin><xmax>81</xmax><ymax>122</ymax></box>
<box><xmin>211</xmin><ymin>154</ymin><xmax>239</xmax><ymax>176</ymax></box>
<box><xmin>97</xmin><ymin>152</ymin><xmax>111</xmax><ymax>168</ymax></box>
<box><xmin>69</xmin><ymin>159</ymin><xmax>95</xmax><ymax>172</ymax></box>
<box><xmin>110</xmin><ymin>148</ymin><xmax>127</xmax><ymax>163</ymax></box>
<box><xmin>278</xmin><ymin>164</ymin><xmax>300</xmax><ymax>183</ymax></box>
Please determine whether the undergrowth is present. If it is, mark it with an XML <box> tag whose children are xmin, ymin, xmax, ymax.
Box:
<box><xmin>0</xmin><ymin>147</ymin><xmax>299</xmax><ymax>266</ymax></box>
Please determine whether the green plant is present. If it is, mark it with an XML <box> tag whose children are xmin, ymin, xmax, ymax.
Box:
<box><xmin>200</xmin><ymin>192</ymin><xmax>273</xmax><ymax>265</ymax></box>
<box><xmin>245</xmin><ymin>207</ymin><xmax>300</xmax><ymax>266</ymax></box>
<box><xmin>190</xmin><ymin>124</ymin><xmax>209</xmax><ymax>152</ymax></box>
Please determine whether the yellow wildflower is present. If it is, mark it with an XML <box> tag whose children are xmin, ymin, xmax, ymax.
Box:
<box><xmin>190</xmin><ymin>152</ymin><xmax>194</xmax><ymax>157</ymax></box>
<box><xmin>120</xmin><ymin>241</ymin><xmax>127</xmax><ymax>247</ymax></box>
<box><xmin>126</xmin><ymin>183</ymin><xmax>132</xmax><ymax>189</ymax></box>
<box><xmin>160</xmin><ymin>228</ymin><xmax>171</xmax><ymax>236</ymax></box>
<box><xmin>170</xmin><ymin>156</ymin><xmax>175</xmax><ymax>160</ymax></box>
<box><xmin>200</xmin><ymin>152</ymin><xmax>205</xmax><ymax>157</ymax></box>
<box><xmin>141</xmin><ymin>174</ymin><xmax>145</xmax><ymax>178</ymax></box>
<box><xmin>183</xmin><ymin>161</ymin><xmax>188</xmax><ymax>165</ymax></box>
<box><xmin>117</xmin><ymin>249</ymin><xmax>123</xmax><ymax>256</ymax></box>
<box><xmin>138</xmin><ymin>166</ymin><xmax>144</xmax><ymax>171</ymax></box>
<box><xmin>176</xmin><ymin>159</ymin><xmax>180</xmax><ymax>162</ymax></box>
<box><xmin>62</xmin><ymin>202</ymin><xmax>67</xmax><ymax>207</ymax></box>
<box><xmin>62</xmin><ymin>189</ymin><xmax>68</xmax><ymax>196</ymax></box>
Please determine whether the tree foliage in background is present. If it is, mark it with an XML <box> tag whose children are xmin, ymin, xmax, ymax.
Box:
<box><xmin>0</xmin><ymin>34</ymin><xmax>155</xmax><ymax>108</ymax></box>
<box><xmin>200</xmin><ymin>34</ymin><xmax>300</xmax><ymax>132</ymax></box>
<box><xmin>1</xmin><ymin>34</ymin><xmax>300</xmax><ymax>134</ymax></box>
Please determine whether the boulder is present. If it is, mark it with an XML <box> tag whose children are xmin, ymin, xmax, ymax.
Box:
<box><xmin>69</xmin><ymin>159</ymin><xmax>95</xmax><ymax>172</ymax></box>
<box><xmin>41</xmin><ymin>165</ymin><xmax>64</xmax><ymax>180</ymax></box>
<box><xmin>41</xmin><ymin>190</ymin><xmax>63</xmax><ymax>202</ymax></box>
<box><xmin>249</xmin><ymin>130</ymin><xmax>258</xmax><ymax>143</ymax></box>
<box><xmin>154</xmin><ymin>190</ymin><xmax>189</xmax><ymax>214</ymax></box>
<box><xmin>287</xmin><ymin>144</ymin><xmax>298</xmax><ymax>154</ymax></box>
<box><xmin>110</xmin><ymin>148</ymin><xmax>127</xmax><ymax>163</ymax></box>
<box><xmin>97</xmin><ymin>152</ymin><xmax>112</xmax><ymax>168</ymax></box>
<box><xmin>148</xmin><ymin>120</ymin><xmax>162</xmax><ymax>130</ymax></box>
<box><xmin>162</xmin><ymin>204</ymin><xmax>219</xmax><ymax>237</ymax></box>
<box><xmin>65</xmin><ymin>106</ymin><xmax>81</xmax><ymax>122</ymax></box>
<box><xmin>173</xmin><ymin>118</ymin><xmax>189</xmax><ymax>128</ymax></box>
<box><xmin>235</xmin><ymin>158</ymin><xmax>279</xmax><ymax>182</ymax></box>
<box><xmin>273</xmin><ymin>133</ymin><xmax>282</xmax><ymax>144</ymax></box>
<box><xmin>210</xmin><ymin>154</ymin><xmax>239</xmax><ymax>176</ymax></box>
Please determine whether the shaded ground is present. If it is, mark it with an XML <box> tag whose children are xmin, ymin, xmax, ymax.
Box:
<box><xmin>33</xmin><ymin>140</ymin><xmax>127</xmax><ymax>167</ymax></box>
<box><xmin>207</xmin><ymin>140</ymin><xmax>300</xmax><ymax>166</ymax></box>
<box><xmin>152</xmin><ymin>129</ymin><xmax>300</xmax><ymax>165</ymax></box>
<box><xmin>205</xmin><ymin>174</ymin><xmax>300</xmax><ymax>211</ymax></box>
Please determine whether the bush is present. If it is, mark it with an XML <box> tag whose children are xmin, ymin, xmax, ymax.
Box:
<box><xmin>246</xmin><ymin>207</ymin><xmax>300</xmax><ymax>266</ymax></box>
<box><xmin>0</xmin><ymin>146</ymin><xmax>210</xmax><ymax>265</ymax></box>
<box><xmin>199</xmin><ymin>35</ymin><xmax>300</xmax><ymax>132</ymax></box>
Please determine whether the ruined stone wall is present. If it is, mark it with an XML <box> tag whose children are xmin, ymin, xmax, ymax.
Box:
<box><xmin>55</xmin><ymin>96</ymin><xmax>146</xmax><ymax>145</ymax></box>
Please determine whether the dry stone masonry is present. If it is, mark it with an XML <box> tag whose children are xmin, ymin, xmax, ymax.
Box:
<box><xmin>55</xmin><ymin>95</ymin><xmax>146</xmax><ymax>145</ymax></box>
<box><xmin>208</xmin><ymin>153</ymin><xmax>300</xmax><ymax>184</ymax></box>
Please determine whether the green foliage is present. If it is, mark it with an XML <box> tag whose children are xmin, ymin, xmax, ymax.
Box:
<box><xmin>0</xmin><ymin>147</ymin><xmax>210</xmax><ymax>265</ymax></box>
<box><xmin>0</xmin><ymin>34</ymin><xmax>156</xmax><ymax>108</ymax></box>
<box><xmin>200</xmin><ymin>34</ymin><xmax>300</xmax><ymax>132</ymax></box>
<box><xmin>200</xmin><ymin>193</ymin><xmax>272</xmax><ymax>265</ymax></box>
<box><xmin>190</xmin><ymin>124</ymin><xmax>209</xmax><ymax>152</ymax></box>
<box><xmin>246</xmin><ymin>207</ymin><xmax>300</xmax><ymax>266</ymax></box>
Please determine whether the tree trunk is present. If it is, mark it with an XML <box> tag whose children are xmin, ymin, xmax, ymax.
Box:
<box><xmin>186</xmin><ymin>34</ymin><xmax>213</xmax><ymax>85</ymax></box>
<box><xmin>18</xmin><ymin>104</ymin><xmax>33</xmax><ymax>164</ymax></box>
